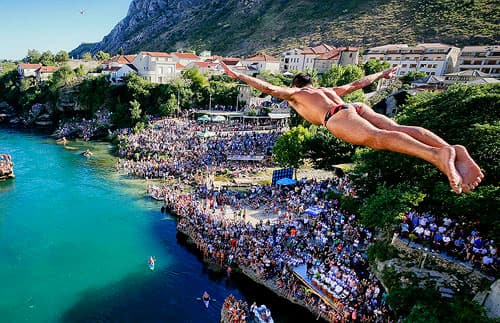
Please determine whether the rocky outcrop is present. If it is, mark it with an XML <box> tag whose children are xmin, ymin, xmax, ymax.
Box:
<box><xmin>70</xmin><ymin>0</ymin><xmax>498</xmax><ymax>57</ymax></box>
<box><xmin>56</xmin><ymin>86</ymin><xmax>82</xmax><ymax>113</ymax></box>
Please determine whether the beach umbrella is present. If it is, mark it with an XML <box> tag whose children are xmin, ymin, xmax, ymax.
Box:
<box><xmin>276</xmin><ymin>177</ymin><xmax>297</xmax><ymax>186</ymax></box>
<box><xmin>304</xmin><ymin>205</ymin><xmax>323</xmax><ymax>216</ymax></box>
<box><xmin>197</xmin><ymin>115</ymin><xmax>210</xmax><ymax>121</ymax></box>
<box><xmin>212</xmin><ymin>115</ymin><xmax>226</xmax><ymax>122</ymax></box>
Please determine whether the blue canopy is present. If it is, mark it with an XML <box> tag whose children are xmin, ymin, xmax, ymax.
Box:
<box><xmin>276</xmin><ymin>177</ymin><xmax>297</xmax><ymax>185</ymax></box>
<box><xmin>305</xmin><ymin>205</ymin><xmax>323</xmax><ymax>216</ymax></box>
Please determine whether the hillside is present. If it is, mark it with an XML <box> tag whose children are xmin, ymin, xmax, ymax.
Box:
<box><xmin>71</xmin><ymin>0</ymin><xmax>499</xmax><ymax>57</ymax></box>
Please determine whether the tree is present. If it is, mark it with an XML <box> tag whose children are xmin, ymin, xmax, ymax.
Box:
<box><xmin>39</xmin><ymin>50</ymin><xmax>55</xmax><ymax>66</ymax></box>
<box><xmin>359</xmin><ymin>184</ymin><xmax>425</xmax><ymax>234</ymax></box>
<box><xmin>82</xmin><ymin>52</ymin><xmax>92</xmax><ymax>62</ymax></box>
<box><xmin>363</xmin><ymin>59</ymin><xmax>390</xmax><ymax>92</ymax></box>
<box><xmin>25</xmin><ymin>49</ymin><xmax>41</xmax><ymax>63</ymax></box>
<box><xmin>272</xmin><ymin>125</ymin><xmax>311</xmax><ymax>168</ymax></box>
<box><xmin>305</xmin><ymin>125</ymin><xmax>357</xmax><ymax>169</ymax></box>
<box><xmin>129</xmin><ymin>99</ymin><xmax>142</xmax><ymax>123</ymax></box>
<box><xmin>159</xmin><ymin>94</ymin><xmax>177</xmax><ymax>116</ymax></box>
<box><xmin>54</xmin><ymin>50</ymin><xmax>70</xmax><ymax>63</ymax></box>
<box><xmin>95</xmin><ymin>51</ymin><xmax>111</xmax><ymax>61</ymax></box>
<box><xmin>401</xmin><ymin>71</ymin><xmax>427</xmax><ymax>84</ymax></box>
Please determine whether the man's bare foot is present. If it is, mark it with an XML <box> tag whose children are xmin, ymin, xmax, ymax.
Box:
<box><xmin>453</xmin><ymin>145</ymin><xmax>484</xmax><ymax>193</ymax></box>
<box><xmin>435</xmin><ymin>146</ymin><xmax>462</xmax><ymax>194</ymax></box>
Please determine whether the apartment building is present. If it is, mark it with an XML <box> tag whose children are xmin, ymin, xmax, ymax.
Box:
<box><xmin>363</xmin><ymin>43</ymin><xmax>460</xmax><ymax>76</ymax></box>
<box><xmin>458</xmin><ymin>45</ymin><xmax>500</xmax><ymax>77</ymax></box>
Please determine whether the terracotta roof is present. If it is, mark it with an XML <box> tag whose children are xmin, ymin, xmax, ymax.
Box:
<box><xmin>194</xmin><ymin>62</ymin><xmax>217</xmax><ymax>68</ymax></box>
<box><xmin>302</xmin><ymin>44</ymin><xmax>335</xmax><ymax>55</ymax></box>
<box><xmin>171</xmin><ymin>52</ymin><xmax>199</xmax><ymax>60</ymax></box>
<box><xmin>176</xmin><ymin>63</ymin><xmax>186</xmax><ymax>69</ymax></box>
<box><xmin>140</xmin><ymin>51</ymin><xmax>170</xmax><ymax>57</ymax></box>
<box><xmin>221</xmin><ymin>57</ymin><xmax>240</xmax><ymax>65</ymax></box>
<box><xmin>104</xmin><ymin>55</ymin><xmax>136</xmax><ymax>64</ymax></box>
<box><xmin>19</xmin><ymin>63</ymin><xmax>42</xmax><ymax>69</ymax></box>
<box><xmin>317</xmin><ymin>50</ymin><xmax>340</xmax><ymax>60</ymax></box>
<box><xmin>245</xmin><ymin>53</ymin><xmax>279</xmax><ymax>62</ymax></box>
<box><xmin>37</xmin><ymin>66</ymin><xmax>56</xmax><ymax>73</ymax></box>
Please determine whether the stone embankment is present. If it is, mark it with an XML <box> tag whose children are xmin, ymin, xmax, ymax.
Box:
<box><xmin>176</xmin><ymin>226</ymin><xmax>327</xmax><ymax>322</ymax></box>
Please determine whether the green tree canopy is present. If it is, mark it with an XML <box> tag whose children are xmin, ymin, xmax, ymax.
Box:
<box><xmin>95</xmin><ymin>51</ymin><xmax>111</xmax><ymax>61</ymax></box>
<box><xmin>54</xmin><ymin>50</ymin><xmax>70</xmax><ymax>63</ymax></box>
<box><xmin>82</xmin><ymin>52</ymin><xmax>92</xmax><ymax>61</ymax></box>
<box><xmin>39</xmin><ymin>50</ymin><xmax>55</xmax><ymax>66</ymax></box>
<box><xmin>272</xmin><ymin>125</ymin><xmax>311</xmax><ymax>168</ymax></box>
<box><xmin>25</xmin><ymin>49</ymin><xmax>41</xmax><ymax>64</ymax></box>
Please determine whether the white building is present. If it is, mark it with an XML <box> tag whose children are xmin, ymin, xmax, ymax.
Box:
<box><xmin>132</xmin><ymin>51</ymin><xmax>176</xmax><ymax>84</ymax></box>
<box><xmin>35</xmin><ymin>66</ymin><xmax>57</xmax><ymax>81</ymax></box>
<box><xmin>280</xmin><ymin>44</ymin><xmax>335</xmax><ymax>73</ymax></box>
<box><xmin>17</xmin><ymin>63</ymin><xmax>42</xmax><ymax>78</ymax></box>
<box><xmin>458</xmin><ymin>45</ymin><xmax>500</xmax><ymax>77</ymax></box>
<box><xmin>242</xmin><ymin>53</ymin><xmax>280</xmax><ymax>74</ymax></box>
<box><xmin>185</xmin><ymin>61</ymin><xmax>221</xmax><ymax>76</ymax></box>
<box><xmin>313</xmin><ymin>47</ymin><xmax>359</xmax><ymax>74</ymax></box>
<box><xmin>170</xmin><ymin>52</ymin><xmax>200</xmax><ymax>67</ymax></box>
<box><xmin>362</xmin><ymin>43</ymin><xmax>460</xmax><ymax>76</ymax></box>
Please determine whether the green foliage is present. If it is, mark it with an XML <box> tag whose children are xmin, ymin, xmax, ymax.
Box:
<box><xmin>82</xmin><ymin>52</ymin><xmax>92</xmax><ymax>62</ymax></box>
<box><xmin>78</xmin><ymin>75</ymin><xmax>112</xmax><ymax>116</ymax></box>
<box><xmin>359</xmin><ymin>184</ymin><xmax>425</xmax><ymax>232</ymax></box>
<box><xmin>305</xmin><ymin>125</ymin><xmax>357</xmax><ymax>169</ymax></box>
<box><xmin>182</xmin><ymin>67</ymin><xmax>209</xmax><ymax>106</ymax></box>
<box><xmin>54</xmin><ymin>50</ymin><xmax>70</xmax><ymax>63</ymax></box>
<box><xmin>159</xmin><ymin>94</ymin><xmax>177</xmax><ymax>116</ymax></box>
<box><xmin>352</xmin><ymin>83</ymin><xmax>500</xmax><ymax>239</ymax></box>
<box><xmin>362</xmin><ymin>59</ymin><xmax>390</xmax><ymax>92</ymax></box>
<box><xmin>401</xmin><ymin>71</ymin><xmax>427</xmax><ymax>84</ymax></box>
<box><xmin>129</xmin><ymin>99</ymin><xmax>142</xmax><ymax>123</ymax></box>
<box><xmin>95</xmin><ymin>51</ymin><xmax>111</xmax><ymax>61</ymax></box>
<box><xmin>39</xmin><ymin>50</ymin><xmax>54</xmax><ymax>66</ymax></box>
<box><xmin>366</xmin><ymin>240</ymin><xmax>398</xmax><ymax>262</ymax></box>
<box><xmin>0</xmin><ymin>62</ymin><xmax>16</xmax><ymax>75</ymax></box>
<box><xmin>25</xmin><ymin>49</ymin><xmax>41</xmax><ymax>64</ymax></box>
<box><xmin>272</xmin><ymin>125</ymin><xmax>311</xmax><ymax>168</ymax></box>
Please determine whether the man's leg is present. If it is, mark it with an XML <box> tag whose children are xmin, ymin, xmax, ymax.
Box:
<box><xmin>326</xmin><ymin>108</ymin><xmax>462</xmax><ymax>194</ymax></box>
<box><xmin>354</xmin><ymin>103</ymin><xmax>449</xmax><ymax>147</ymax></box>
<box><xmin>354</xmin><ymin>103</ymin><xmax>483</xmax><ymax>192</ymax></box>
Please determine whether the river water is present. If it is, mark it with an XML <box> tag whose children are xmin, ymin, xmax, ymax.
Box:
<box><xmin>0</xmin><ymin>129</ymin><xmax>314</xmax><ymax>323</ymax></box>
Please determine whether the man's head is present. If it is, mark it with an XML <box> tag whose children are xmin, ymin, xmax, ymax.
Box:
<box><xmin>292</xmin><ymin>73</ymin><xmax>312</xmax><ymax>88</ymax></box>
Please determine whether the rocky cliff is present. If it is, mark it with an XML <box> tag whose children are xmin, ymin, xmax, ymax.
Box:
<box><xmin>70</xmin><ymin>0</ymin><xmax>499</xmax><ymax>57</ymax></box>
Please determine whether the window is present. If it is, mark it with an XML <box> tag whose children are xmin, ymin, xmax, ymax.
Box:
<box><xmin>402</xmin><ymin>64</ymin><xmax>407</xmax><ymax>67</ymax></box>
<box><xmin>410</xmin><ymin>64</ymin><xmax>417</xmax><ymax>68</ymax></box>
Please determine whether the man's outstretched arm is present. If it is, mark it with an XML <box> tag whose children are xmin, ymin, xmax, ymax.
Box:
<box><xmin>220</xmin><ymin>62</ymin><xmax>296</xmax><ymax>101</ymax></box>
<box><xmin>333</xmin><ymin>66</ymin><xmax>398</xmax><ymax>97</ymax></box>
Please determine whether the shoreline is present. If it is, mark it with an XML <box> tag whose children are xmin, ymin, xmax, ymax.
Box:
<box><xmin>176</xmin><ymin>221</ymin><xmax>330</xmax><ymax>322</ymax></box>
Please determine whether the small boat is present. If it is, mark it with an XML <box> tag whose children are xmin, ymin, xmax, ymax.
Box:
<box><xmin>0</xmin><ymin>154</ymin><xmax>14</xmax><ymax>180</ymax></box>
<box><xmin>252</xmin><ymin>304</ymin><xmax>274</xmax><ymax>323</ymax></box>
<box><xmin>148</xmin><ymin>256</ymin><xmax>155</xmax><ymax>271</ymax></box>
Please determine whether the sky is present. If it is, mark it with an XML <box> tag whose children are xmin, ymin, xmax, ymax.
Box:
<box><xmin>0</xmin><ymin>0</ymin><xmax>132</xmax><ymax>60</ymax></box>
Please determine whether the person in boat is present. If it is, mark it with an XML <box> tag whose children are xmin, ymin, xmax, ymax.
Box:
<box><xmin>83</xmin><ymin>149</ymin><xmax>93</xmax><ymax>157</ymax></box>
<box><xmin>148</xmin><ymin>256</ymin><xmax>155</xmax><ymax>265</ymax></box>
<box><xmin>202</xmin><ymin>291</ymin><xmax>210</xmax><ymax>302</ymax></box>
<box><xmin>220</xmin><ymin>62</ymin><xmax>483</xmax><ymax>194</ymax></box>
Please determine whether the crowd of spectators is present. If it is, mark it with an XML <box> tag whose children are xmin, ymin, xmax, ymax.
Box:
<box><xmin>221</xmin><ymin>294</ymin><xmax>249</xmax><ymax>323</ymax></box>
<box><xmin>400</xmin><ymin>210</ymin><xmax>499</xmax><ymax>277</ymax></box>
<box><xmin>54</xmin><ymin>110</ymin><xmax>112</xmax><ymax>140</ymax></box>
<box><xmin>116</xmin><ymin>118</ymin><xmax>283</xmax><ymax>182</ymax></box>
<box><xmin>167</xmin><ymin>177</ymin><xmax>392</xmax><ymax>322</ymax></box>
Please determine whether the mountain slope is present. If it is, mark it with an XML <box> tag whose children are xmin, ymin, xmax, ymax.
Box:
<box><xmin>71</xmin><ymin>0</ymin><xmax>499</xmax><ymax>57</ymax></box>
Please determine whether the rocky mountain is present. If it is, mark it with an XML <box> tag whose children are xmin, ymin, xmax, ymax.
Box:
<box><xmin>71</xmin><ymin>0</ymin><xmax>499</xmax><ymax>57</ymax></box>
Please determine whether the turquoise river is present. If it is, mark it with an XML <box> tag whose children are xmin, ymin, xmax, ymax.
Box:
<box><xmin>0</xmin><ymin>128</ymin><xmax>314</xmax><ymax>323</ymax></box>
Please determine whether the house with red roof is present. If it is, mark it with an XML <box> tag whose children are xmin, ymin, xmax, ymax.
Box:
<box><xmin>17</xmin><ymin>63</ymin><xmax>42</xmax><ymax>78</ymax></box>
<box><xmin>132</xmin><ymin>51</ymin><xmax>177</xmax><ymax>83</ymax></box>
<box><xmin>102</xmin><ymin>54</ymin><xmax>137</xmax><ymax>69</ymax></box>
<box><xmin>314</xmin><ymin>47</ymin><xmax>359</xmax><ymax>73</ymax></box>
<box><xmin>185</xmin><ymin>61</ymin><xmax>221</xmax><ymax>76</ymax></box>
<box><xmin>35</xmin><ymin>66</ymin><xmax>57</xmax><ymax>81</ymax></box>
<box><xmin>170</xmin><ymin>52</ymin><xmax>200</xmax><ymax>67</ymax></box>
<box><xmin>242</xmin><ymin>53</ymin><xmax>280</xmax><ymax>74</ymax></box>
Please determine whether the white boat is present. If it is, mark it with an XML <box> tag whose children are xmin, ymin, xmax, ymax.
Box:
<box><xmin>202</xmin><ymin>292</ymin><xmax>210</xmax><ymax>308</ymax></box>
<box><xmin>252</xmin><ymin>304</ymin><xmax>274</xmax><ymax>323</ymax></box>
